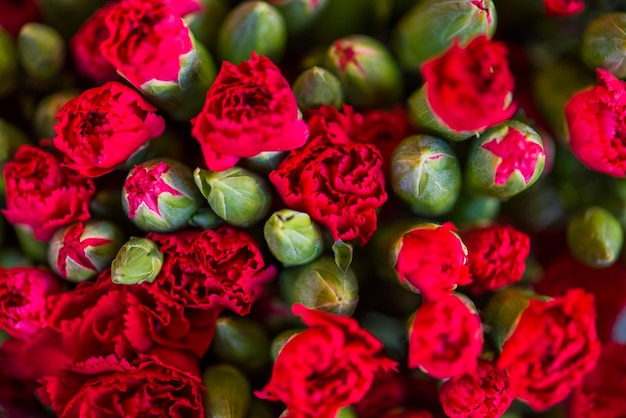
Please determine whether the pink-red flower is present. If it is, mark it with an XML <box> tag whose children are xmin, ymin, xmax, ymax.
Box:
<box><xmin>270</xmin><ymin>113</ymin><xmax>387</xmax><ymax>246</ymax></box>
<box><xmin>408</xmin><ymin>294</ymin><xmax>483</xmax><ymax>379</ymax></box>
<box><xmin>148</xmin><ymin>227</ymin><xmax>276</xmax><ymax>315</ymax></box>
<box><xmin>439</xmin><ymin>359</ymin><xmax>514</xmax><ymax>418</ymax></box>
<box><xmin>463</xmin><ymin>224</ymin><xmax>530</xmax><ymax>294</ymax></box>
<box><xmin>394</xmin><ymin>222</ymin><xmax>471</xmax><ymax>301</ymax></box>
<box><xmin>2</xmin><ymin>145</ymin><xmax>95</xmax><ymax>241</ymax></box>
<box><xmin>0</xmin><ymin>267</ymin><xmax>62</xmax><ymax>339</ymax></box>
<box><xmin>100</xmin><ymin>0</ymin><xmax>193</xmax><ymax>87</ymax></box>
<box><xmin>191</xmin><ymin>53</ymin><xmax>309</xmax><ymax>171</ymax></box>
<box><xmin>565</xmin><ymin>69</ymin><xmax>626</xmax><ymax>177</ymax></box>
<box><xmin>256</xmin><ymin>304</ymin><xmax>396</xmax><ymax>418</ymax></box>
<box><xmin>497</xmin><ymin>288</ymin><xmax>601</xmax><ymax>411</ymax></box>
<box><xmin>421</xmin><ymin>35</ymin><xmax>516</xmax><ymax>133</ymax></box>
<box><xmin>53</xmin><ymin>81</ymin><xmax>165</xmax><ymax>177</ymax></box>
<box><xmin>543</xmin><ymin>0</ymin><xmax>584</xmax><ymax>16</ymax></box>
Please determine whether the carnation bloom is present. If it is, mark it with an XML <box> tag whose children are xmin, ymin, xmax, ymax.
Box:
<box><xmin>439</xmin><ymin>359</ymin><xmax>514</xmax><ymax>418</ymax></box>
<box><xmin>394</xmin><ymin>222</ymin><xmax>471</xmax><ymax>301</ymax></box>
<box><xmin>52</xmin><ymin>81</ymin><xmax>165</xmax><ymax>178</ymax></box>
<box><xmin>2</xmin><ymin>145</ymin><xmax>95</xmax><ymax>241</ymax></box>
<box><xmin>191</xmin><ymin>53</ymin><xmax>309</xmax><ymax>171</ymax></box>
<box><xmin>463</xmin><ymin>224</ymin><xmax>530</xmax><ymax>294</ymax></box>
<box><xmin>543</xmin><ymin>0</ymin><xmax>584</xmax><ymax>16</ymax></box>
<box><xmin>0</xmin><ymin>267</ymin><xmax>61</xmax><ymax>339</ymax></box>
<box><xmin>256</xmin><ymin>304</ymin><xmax>397</xmax><ymax>418</ymax></box>
<box><xmin>408</xmin><ymin>294</ymin><xmax>483</xmax><ymax>379</ymax></box>
<box><xmin>498</xmin><ymin>288</ymin><xmax>601</xmax><ymax>411</ymax></box>
<box><xmin>565</xmin><ymin>69</ymin><xmax>626</xmax><ymax>177</ymax></box>
<box><xmin>421</xmin><ymin>35</ymin><xmax>515</xmax><ymax>133</ymax></box>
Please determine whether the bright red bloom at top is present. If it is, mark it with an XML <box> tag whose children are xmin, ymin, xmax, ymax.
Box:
<box><xmin>565</xmin><ymin>69</ymin><xmax>626</xmax><ymax>177</ymax></box>
<box><xmin>191</xmin><ymin>53</ymin><xmax>309</xmax><ymax>171</ymax></box>
<box><xmin>256</xmin><ymin>304</ymin><xmax>397</xmax><ymax>418</ymax></box>
<box><xmin>422</xmin><ymin>35</ymin><xmax>516</xmax><ymax>133</ymax></box>
<box><xmin>394</xmin><ymin>222</ymin><xmax>471</xmax><ymax>301</ymax></box>
<box><xmin>53</xmin><ymin>81</ymin><xmax>165</xmax><ymax>177</ymax></box>
<box><xmin>498</xmin><ymin>289</ymin><xmax>601</xmax><ymax>411</ymax></box>
<box><xmin>100</xmin><ymin>0</ymin><xmax>193</xmax><ymax>87</ymax></box>
<box><xmin>543</xmin><ymin>0</ymin><xmax>584</xmax><ymax>16</ymax></box>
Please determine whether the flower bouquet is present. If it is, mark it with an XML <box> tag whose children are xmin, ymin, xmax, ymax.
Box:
<box><xmin>0</xmin><ymin>0</ymin><xmax>625</xmax><ymax>417</ymax></box>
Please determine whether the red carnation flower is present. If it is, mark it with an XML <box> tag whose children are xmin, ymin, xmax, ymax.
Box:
<box><xmin>70</xmin><ymin>3</ymin><xmax>119</xmax><ymax>84</ymax></box>
<box><xmin>39</xmin><ymin>354</ymin><xmax>204</xmax><ymax>418</ymax></box>
<box><xmin>148</xmin><ymin>227</ymin><xmax>276</xmax><ymax>315</ymax></box>
<box><xmin>0</xmin><ymin>267</ymin><xmax>62</xmax><ymax>339</ymax></box>
<box><xmin>2</xmin><ymin>145</ymin><xmax>95</xmax><ymax>241</ymax></box>
<box><xmin>100</xmin><ymin>0</ymin><xmax>193</xmax><ymax>87</ymax></box>
<box><xmin>53</xmin><ymin>81</ymin><xmax>165</xmax><ymax>177</ymax></box>
<box><xmin>421</xmin><ymin>35</ymin><xmax>515</xmax><ymax>133</ymax></box>
<box><xmin>497</xmin><ymin>288</ymin><xmax>601</xmax><ymax>411</ymax></box>
<box><xmin>439</xmin><ymin>359</ymin><xmax>514</xmax><ymax>418</ymax></box>
<box><xmin>354</xmin><ymin>370</ymin><xmax>408</xmax><ymax>418</ymax></box>
<box><xmin>408</xmin><ymin>294</ymin><xmax>483</xmax><ymax>379</ymax></box>
<box><xmin>544</xmin><ymin>0</ymin><xmax>584</xmax><ymax>16</ymax></box>
<box><xmin>394</xmin><ymin>222</ymin><xmax>471</xmax><ymax>301</ymax></box>
<box><xmin>0</xmin><ymin>0</ymin><xmax>40</xmax><ymax>37</ymax></box>
<box><xmin>270</xmin><ymin>114</ymin><xmax>387</xmax><ymax>246</ymax></box>
<box><xmin>463</xmin><ymin>224</ymin><xmax>530</xmax><ymax>294</ymax></box>
<box><xmin>256</xmin><ymin>304</ymin><xmax>397</xmax><ymax>418</ymax></box>
<box><xmin>569</xmin><ymin>342</ymin><xmax>626</xmax><ymax>417</ymax></box>
<box><xmin>565</xmin><ymin>69</ymin><xmax>626</xmax><ymax>177</ymax></box>
<box><xmin>191</xmin><ymin>53</ymin><xmax>309</xmax><ymax>171</ymax></box>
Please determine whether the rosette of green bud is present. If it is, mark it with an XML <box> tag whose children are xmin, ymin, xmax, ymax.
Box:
<box><xmin>217</xmin><ymin>1</ymin><xmax>286</xmax><ymax>64</ymax></box>
<box><xmin>194</xmin><ymin>166</ymin><xmax>272</xmax><ymax>228</ymax></box>
<box><xmin>567</xmin><ymin>207</ymin><xmax>624</xmax><ymax>269</ymax></box>
<box><xmin>269</xmin><ymin>0</ymin><xmax>329</xmax><ymax>35</ymax></box>
<box><xmin>449</xmin><ymin>192</ymin><xmax>500</xmax><ymax>228</ymax></box>
<box><xmin>391</xmin><ymin>135</ymin><xmax>462</xmax><ymax>216</ymax></box>
<box><xmin>393</xmin><ymin>0</ymin><xmax>496</xmax><ymax>70</ymax></box>
<box><xmin>48</xmin><ymin>220</ymin><xmax>125</xmax><ymax>282</ymax></box>
<box><xmin>466</xmin><ymin>120</ymin><xmax>546</xmax><ymax>200</ymax></box>
<box><xmin>0</xmin><ymin>119</ymin><xmax>30</xmax><ymax>195</ymax></box>
<box><xmin>292</xmin><ymin>66</ymin><xmax>344</xmax><ymax>111</ymax></box>
<box><xmin>17</xmin><ymin>23</ymin><xmax>66</xmax><ymax>82</ymax></box>
<box><xmin>35</xmin><ymin>0</ymin><xmax>107</xmax><ymax>39</ymax></box>
<box><xmin>185</xmin><ymin>0</ymin><xmax>229</xmax><ymax>52</ymax></box>
<box><xmin>243</xmin><ymin>151</ymin><xmax>288</xmax><ymax>174</ymax></box>
<box><xmin>264</xmin><ymin>209</ymin><xmax>324</xmax><ymax>267</ymax></box>
<box><xmin>111</xmin><ymin>237</ymin><xmax>163</xmax><ymax>285</ymax></box>
<box><xmin>0</xmin><ymin>28</ymin><xmax>18</xmax><ymax>97</ymax></box>
<box><xmin>212</xmin><ymin>316</ymin><xmax>271</xmax><ymax>372</ymax></box>
<box><xmin>270</xmin><ymin>328</ymin><xmax>301</xmax><ymax>361</ymax></box>
<box><xmin>325</xmin><ymin>35</ymin><xmax>403</xmax><ymax>108</ymax></box>
<box><xmin>279</xmin><ymin>255</ymin><xmax>359</xmax><ymax>316</ymax></box>
<box><xmin>33</xmin><ymin>90</ymin><xmax>79</xmax><ymax>139</ymax></box>
<box><xmin>122</xmin><ymin>159</ymin><xmax>203</xmax><ymax>233</ymax></box>
<box><xmin>203</xmin><ymin>364</ymin><xmax>251</xmax><ymax>418</ymax></box>
<box><xmin>582</xmin><ymin>13</ymin><xmax>626</xmax><ymax>79</ymax></box>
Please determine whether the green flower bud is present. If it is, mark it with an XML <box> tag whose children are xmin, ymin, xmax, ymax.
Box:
<box><xmin>466</xmin><ymin>120</ymin><xmax>546</xmax><ymax>200</ymax></box>
<box><xmin>111</xmin><ymin>237</ymin><xmax>164</xmax><ymax>285</ymax></box>
<box><xmin>582</xmin><ymin>13</ymin><xmax>626</xmax><ymax>79</ymax></box>
<box><xmin>35</xmin><ymin>0</ymin><xmax>107</xmax><ymax>39</ymax></box>
<box><xmin>407</xmin><ymin>86</ymin><xmax>476</xmax><ymax>142</ymax></box>
<box><xmin>32</xmin><ymin>89</ymin><xmax>79</xmax><ymax>139</ymax></box>
<box><xmin>264</xmin><ymin>209</ymin><xmax>324</xmax><ymax>267</ymax></box>
<box><xmin>122</xmin><ymin>159</ymin><xmax>204</xmax><ymax>232</ymax></box>
<box><xmin>17</xmin><ymin>23</ymin><xmax>66</xmax><ymax>82</ymax></box>
<box><xmin>185</xmin><ymin>0</ymin><xmax>229</xmax><ymax>52</ymax></box>
<box><xmin>292</xmin><ymin>66</ymin><xmax>344</xmax><ymax>111</ymax></box>
<box><xmin>217</xmin><ymin>1</ymin><xmax>286</xmax><ymax>64</ymax></box>
<box><xmin>270</xmin><ymin>328</ymin><xmax>301</xmax><ymax>361</ymax></box>
<box><xmin>391</xmin><ymin>135</ymin><xmax>462</xmax><ymax>216</ymax></box>
<box><xmin>393</xmin><ymin>0</ymin><xmax>496</xmax><ymax>70</ymax></box>
<box><xmin>212</xmin><ymin>316</ymin><xmax>271</xmax><ymax>372</ymax></box>
<box><xmin>243</xmin><ymin>151</ymin><xmax>288</xmax><ymax>174</ymax></box>
<box><xmin>202</xmin><ymin>364</ymin><xmax>251</xmax><ymax>418</ymax></box>
<box><xmin>449</xmin><ymin>192</ymin><xmax>501</xmax><ymax>228</ymax></box>
<box><xmin>0</xmin><ymin>118</ymin><xmax>30</xmax><ymax>195</ymax></box>
<box><xmin>567</xmin><ymin>207</ymin><xmax>624</xmax><ymax>269</ymax></box>
<box><xmin>14</xmin><ymin>226</ymin><xmax>48</xmax><ymax>263</ymax></box>
<box><xmin>0</xmin><ymin>28</ymin><xmax>18</xmax><ymax>97</ymax></box>
<box><xmin>325</xmin><ymin>35</ymin><xmax>403</xmax><ymax>108</ymax></box>
<box><xmin>269</xmin><ymin>0</ymin><xmax>329</xmax><ymax>35</ymax></box>
<box><xmin>194</xmin><ymin>166</ymin><xmax>272</xmax><ymax>228</ymax></box>
<box><xmin>188</xmin><ymin>207</ymin><xmax>224</xmax><ymax>230</ymax></box>
<box><xmin>48</xmin><ymin>220</ymin><xmax>125</xmax><ymax>282</ymax></box>
<box><xmin>279</xmin><ymin>256</ymin><xmax>359</xmax><ymax>316</ymax></box>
